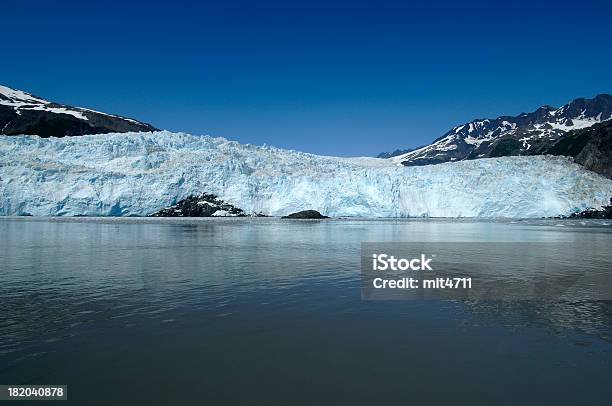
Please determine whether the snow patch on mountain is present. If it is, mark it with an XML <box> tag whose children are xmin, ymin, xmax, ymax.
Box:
<box><xmin>1</xmin><ymin>85</ymin><xmax>89</xmax><ymax>121</ymax></box>
<box><xmin>0</xmin><ymin>84</ymin><xmax>144</xmax><ymax>123</ymax></box>
<box><xmin>1</xmin><ymin>131</ymin><xmax>611</xmax><ymax>218</ymax></box>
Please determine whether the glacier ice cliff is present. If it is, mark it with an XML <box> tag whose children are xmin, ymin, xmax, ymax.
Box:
<box><xmin>1</xmin><ymin>131</ymin><xmax>611</xmax><ymax>218</ymax></box>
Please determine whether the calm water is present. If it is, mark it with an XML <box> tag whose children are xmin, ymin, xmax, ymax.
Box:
<box><xmin>1</xmin><ymin>217</ymin><xmax>612</xmax><ymax>405</ymax></box>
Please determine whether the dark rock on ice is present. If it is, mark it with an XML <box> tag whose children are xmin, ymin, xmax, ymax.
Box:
<box><xmin>282</xmin><ymin>210</ymin><xmax>329</xmax><ymax>219</ymax></box>
<box><xmin>568</xmin><ymin>198</ymin><xmax>612</xmax><ymax>219</ymax></box>
<box><xmin>150</xmin><ymin>193</ymin><xmax>245</xmax><ymax>217</ymax></box>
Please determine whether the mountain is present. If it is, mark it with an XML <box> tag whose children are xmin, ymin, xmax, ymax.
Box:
<box><xmin>0</xmin><ymin>85</ymin><xmax>157</xmax><ymax>137</ymax></box>
<box><xmin>376</xmin><ymin>148</ymin><xmax>415</xmax><ymax>159</ymax></box>
<box><xmin>533</xmin><ymin>120</ymin><xmax>612</xmax><ymax>179</ymax></box>
<box><xmin>387</xmin><ymin>94</ymin><xmax>612</xmax><ymax>171</ymax></box>
<box><xmin>1</xmin><ymin>131</ymin><xmax>611</xmax><ymax>218</ymax></box>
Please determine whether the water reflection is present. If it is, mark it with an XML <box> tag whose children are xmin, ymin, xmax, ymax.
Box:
<box><xmin>1</xmin><ymin>217</ymin><xmax>611</xmax><ymax>404</ymax></box>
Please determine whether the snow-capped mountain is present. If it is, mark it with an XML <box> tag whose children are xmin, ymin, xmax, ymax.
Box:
<box><xmin>0</xmin><ymin>85</ymin><xmax>157</xmax><ymax>137</ymax></box>
<box><xmin>387</xmin><ymin>94</ymin><xmax>612</xmax><ymax>167</ymax></box>
<box><xmin>376</xmin><ymin>148</ymin><xmax>415</xmax><ymax>159</ymax></box>
<box><xmin>1</xmin><ymin>131</ymin><xmax>611</xmax><ymax>218</ymax></box>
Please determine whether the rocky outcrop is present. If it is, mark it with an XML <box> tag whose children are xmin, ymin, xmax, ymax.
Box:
<box><xmin>567</xmin><ymin>198</ymin><xmax>612</xmax><ymax>219</ymax></box>
<box><xmin>150</xmin><ymin>193</ymin><xmax>245</xmax><ymax>217</ymax></box>
<box><xmin>282</xmin><ymin>210</ymin><xmax>329</xmax><ymax>219</ymax></box>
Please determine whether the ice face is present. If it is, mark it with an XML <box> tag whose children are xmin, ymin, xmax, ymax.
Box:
<box><xmin>1</xmin><ymin>131</ymin><xmax>611</xmax><ymax>217</ymax></box>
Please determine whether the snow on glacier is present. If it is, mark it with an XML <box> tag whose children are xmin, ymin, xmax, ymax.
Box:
<box><xmin>0</xmin><ymin>131</ymin><xmax>611</xmax><ymax>218</ymax></box>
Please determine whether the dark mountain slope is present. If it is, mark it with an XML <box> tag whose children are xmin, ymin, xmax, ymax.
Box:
<box><xmin>533</xmin><ymin>121</ymin><xmax>612</xmax><ymax>179</ymax></box>
<box><xmin>0</xmin><ymin>84</ymin><xmax>156</xmax><ymax>137</ymax></box>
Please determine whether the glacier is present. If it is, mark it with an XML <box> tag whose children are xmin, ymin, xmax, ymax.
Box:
<box><xmin>1</xmin><ymin>131</ymin><xmax>611</xmax><ymax>218</ymax></box>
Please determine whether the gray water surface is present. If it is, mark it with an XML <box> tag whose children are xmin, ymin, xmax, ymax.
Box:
<box><xmin>1</xmin><ymin>217</ymin><xmax>611</xmax><ymax>405</ymax></box>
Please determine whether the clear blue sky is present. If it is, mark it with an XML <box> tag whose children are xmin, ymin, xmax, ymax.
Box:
<box><xmin>3</xmin><ymin>0</ymin><xmax>612</xmax><ymax>156</ymax></box>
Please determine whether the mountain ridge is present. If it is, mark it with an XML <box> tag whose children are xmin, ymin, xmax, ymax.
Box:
<box><xmin>0</xmin><ymin>84</ymin><xmax>157</xmax><ymax>137</ymax></box>
<box><xmin>382</xmin><ymin>94</ymin><xmax>612</xmax><ymax>169</ymax></box>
